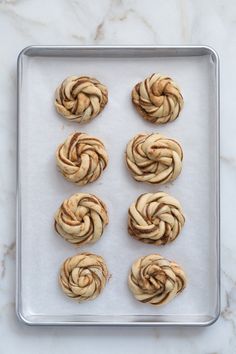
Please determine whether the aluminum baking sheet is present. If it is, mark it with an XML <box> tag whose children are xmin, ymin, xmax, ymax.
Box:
<box><xmin>16</xmin><ymin>46</ymin><xmax>220</xmax><ymax>326</ymax></box>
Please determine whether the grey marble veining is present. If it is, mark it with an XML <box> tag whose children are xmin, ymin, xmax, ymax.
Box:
<box><xmin>0</xmin><ymin>0</ymin><xmax>235</xmax><ymax>353</ymax></box>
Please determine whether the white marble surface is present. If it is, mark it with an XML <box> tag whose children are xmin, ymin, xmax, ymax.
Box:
<box><xmin>0</xmin><ymin>0</ymin><xmax>235</xmax><ymax>352</ymax></box>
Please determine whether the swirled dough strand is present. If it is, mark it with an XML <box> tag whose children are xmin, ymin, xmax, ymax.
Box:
<box><xmin>132</xmin><ymin>73</ymin><xmax>183</xmax><ymax>124</ymax></box>
<box><xmin>128</xmin><ymin>192</ymin><xmax>185</xmax><ymax>245</ymax></box>
<box><xmin>56</xmin><ymin>132</ymin><xmax>108</xmax><ymax>185</ymax></box>
<box><xmin>128</xmin><ymin>254</ymin><xmax>186</xmax><ymax>306</ymax></box>
<box><xmin>55</xmin><ymin>76</ymin><xmax>108</xmax><ymax>123</ymax></box>
<box><xmin>126</xmin><ymin>133</ymin><xmax>183</xmax><ymax>184</ymax></box>
<box><xmin>55</xmin><ymin>193</ymin><xmax>108</xmax><ymax>247</ymax></box>
<box><xmin>59</xmin><ymin>253</ymin><xmax>109</xmax><ymax>302</ymax></box>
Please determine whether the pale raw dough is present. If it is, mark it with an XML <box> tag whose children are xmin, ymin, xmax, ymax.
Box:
<box><xmin>126</xmin><ymin>132</ymin><xmax>183</xmax><ymax>184</ymax></box>
<box><xmin>59</xmin><ymin>252</ymin><xmax>109</xmax><ymax>302</ymax></box>
<box><xmin>128</xmin><ymin>254</ymin><xmax>186</xmax><ymax>306</ymax></box>
<box><xmin>128</xmin><ymin>192</ymin><xmax>185</xmax><ymax>245</ymax></box>
<box><xmin>55</xmin><ymin>193</ymin><xmax>108</xmax><ymax>247</ymax></box>
<box><xmin>56</xmin><ymin>132</ymin><xmax>108</xmax><ymax>185</ymax></box>
<box><xmin>132</xmin><ymin>73</ymin><xmax>183</xmax><ymax>124</ymax></box>
<box><xmin>55</xmin><ymin>76</ymin><xmax>108</xmax><ymax>123</ymax></box>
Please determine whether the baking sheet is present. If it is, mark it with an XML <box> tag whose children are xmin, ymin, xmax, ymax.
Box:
<box><xmin>17</xmin><ymin>47</ymin><xmax>219</xmax><ymax>325</ymax></box>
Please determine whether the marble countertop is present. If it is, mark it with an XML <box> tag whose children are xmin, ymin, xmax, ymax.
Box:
<box><xmin>0</xmin><ymin>0</ymin><xmax>235</xmax><ymax>353</ymax></box>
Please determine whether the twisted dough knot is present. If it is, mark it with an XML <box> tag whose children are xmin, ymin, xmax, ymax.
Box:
<box><xmin>55</xmin><ymin>76</ymin><xmax>108</xmax><ymax>123</ymax></box>
<box><xmin>128</xmin><ymin>192</ymin><xmax>185</xmax><ymax>245</ymax></box>
<box><xmin>126</xmin><ymin>133</ymin><xmax>183</xmax><ymax>184</ymax></box>
<box><xmin>128</xmin><ymin>254</ymin><xmax>186</xmax><ymax>306</ymax></box>
<box><xmin>55</xmin><ymin>193</ymin><xmax>108</xmax><ymax>247</ymax></box>
<box><xmin>56</xmin><ymin>132</ymin><xmax>108</xmax><ymax>185</ymax></box>
<box><xmin>132</xmin><ymin>73</ymin><xmax>183</xmax><ymax>124</ymax></box>
<box><xmin>59</xmin><ymin>253</ymin><xmax>109</xmax><ymax>302</ymax></box>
